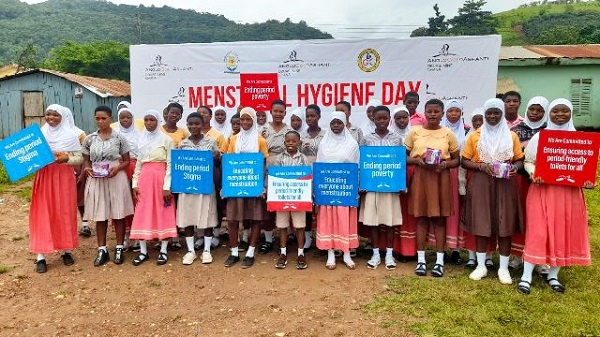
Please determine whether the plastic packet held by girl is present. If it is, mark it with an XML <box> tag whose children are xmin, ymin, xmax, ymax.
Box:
<box><xmin>92</xmin><ymin>162</ymin><xmax>110</xmax><ymax>178</ymax></box>
<box><xmin>492</xmin><ymin>161</ymin><xmax>511</xmax><ymax>179</ymax></box>
<box><xmin>424</xmin><ymin>148</ymin><xmax>442</xmax><ymax>165</ymax></box>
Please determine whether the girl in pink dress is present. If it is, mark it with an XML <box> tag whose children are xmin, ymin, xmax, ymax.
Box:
<box><xmin>30</xmin><ymin>104</ymin><xmax>82</xmax><ymax>273</ymax></box>
<box><xmin>517</xmin><ymin>99</ymin><xmax>593</xmax><ymax>294</ymax></box>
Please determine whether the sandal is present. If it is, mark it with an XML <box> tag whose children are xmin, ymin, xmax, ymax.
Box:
<box><xmin>517</xmin><ymin>279</ymin><xmax>531</xmax><ymax>295</ymax></box>
<box><xmin>414</xmin><ymin>262</ymin><xmax>427</xmax><ymax>277</ymax></box>
<box><xmin>485</xmin><ymin>258</ymin><xmax>495</xmax><ymax>269</ymax></box>
<box><xmin>431</xmin><ymin>263</ymin><xmax>444</xmax><ymax>278</ymax></box>
<box><xmin>465</xmin><ymin>259</ymin><xmax>476</xmax><ymax>269</ymax></box>
<box><xmin>545</xmin><ymin>278</ymin><xmax>565</xmax><ymax>293</ymax></box>
<box><xmin>157</xmin><ymin>252</ymin><xmax>168</xmax><ymax>265</ymax></box>
<box><xmin>132</xmin><ymin>253</ymin><xmax>149</xmax><ymax>266</ymax></box>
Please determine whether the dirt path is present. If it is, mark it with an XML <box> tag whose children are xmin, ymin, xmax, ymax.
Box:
<box><xmin>0</xmin><ymin>194</ymin><xmax>413</xmax><ymax>337</ymax></box>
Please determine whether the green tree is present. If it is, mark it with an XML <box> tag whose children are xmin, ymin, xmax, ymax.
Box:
<box><xmin>411</xmin><ymin>3</ymin><xmax>448</xmax><ymax>37</ymax></box>
<box><xmin>447</xmin><ymin>0</ymin><xmax>498</xmax><ymax>35</ymax></box>
<box><xmin>15</xmin><ymin>43</ymin><xmax>42</xmax><ymax>71</ymax></box>
<box><xmin>44</xmin><ymin>41</ymin><xmax>130</xmax><ymax>81</ymax></box>
<box><xmin>534</xmin><ymin>26</ymin><xmax>581</xmax><ymax>44</ymax></box>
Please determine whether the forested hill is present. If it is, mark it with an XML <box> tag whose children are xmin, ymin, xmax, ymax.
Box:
<box><xmin>0</xmin><ymin>0</ymin><xmax>332</xmax><ymax>63</ymax></box>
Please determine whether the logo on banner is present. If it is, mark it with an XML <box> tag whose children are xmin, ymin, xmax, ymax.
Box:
<box><xmin>224</xmin><ymin>51</ymin><xmax>240</xmax><ymax>74</ymax></box>
<box><xmin>144</xmin><ymin>55</ymin><xmax>194</xmax><ymax>80</ymax></box>
<box><xmin>169</xmin><ymin>87</ymin><xmax>186</xmax><ymax>104</ymax></box>
<box><xmin>278</xmin><ymin>50</ymin><xmax>330</xmax><ymax>77</ymax></box>
<box><xmin>427</xmin><ymin>43</ymin><xmax>491</xmax><ymax>73</ymax></box>
<box><xmin>357</xmin><ymin>48</ymin><xmax>380</xmax><ymax>72</ymax></box>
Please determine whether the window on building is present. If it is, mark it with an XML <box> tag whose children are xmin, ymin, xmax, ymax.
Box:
<box><xmin>570</xmin><ymin>78</ymin><xmax>592</xmax><ymax>116</ymax></box>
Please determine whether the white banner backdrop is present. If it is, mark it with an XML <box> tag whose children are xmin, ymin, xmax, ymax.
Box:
<box><xmin>130</xmin><ymin>36</ymin><xmax>501</xmax><ymax>128</ymax></box>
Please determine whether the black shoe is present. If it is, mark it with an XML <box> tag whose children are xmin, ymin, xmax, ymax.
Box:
<box><xmin>414</xmin><ymin>262</ymin><xmax>427</xmax><ymax>277</ymax></box>
<box><xmin>132</xmin><ymin>253</ymin><xmax>149</xmax><ymax>266</ymax></box>
<box><xmin>241</xmin><ymin>256</ymin><xmax>255</xmax><ymax>268</ymax></box>
<box><xmin>238</xmin><ymin>240</ymin><xmax>249</xmax><ymax>252</ymax></box>
<box><xmin>517</xmin><ymin>279</ymin><xmax>531</xmax><ymax>295</ymax></box>
<box><xmin>450</xmin><ymin>251</ymin><xmax>463</xmax><ymax>265</ymax></box>
<box><xmin>35</xmin><ymin>259</ymin><xmax>47</xmax><ymax>273</ymax></box>
<box><xmin>219</xmin><ymin>233</ymin><xmax>230</xmax><ymax>241</ymax></box>
<box><xmin>224</xmin><ymin>254</ymin><xmax>240</xmax><ymax>267</ymax></box>
<box><xmin>258</xmin><ymin>241</ymin><xmax>273</xmax><ymax>255</ymax></box>
<box><xmin>79</xmin><ymin>226</ymin><xmax>92</xmax><ymax>238</ymax></box>
<box><xmin>168</xmin><ymin>242</ymin><xmax>182</xmax><ymax>251</ymax></box>
<box><xmin>113</xmin><ymin>248</ymin><xmax>125</xmax><ymax>265</ymax></box>
<box><xmin>131</xmin><ymin>242</ymin><xmax>141</xmax><ymax>253</ymax></box>
<box><xmin>94</xmin><ymin>250</ymin><xmax>109</xmax><ymax>267</ymax></box>
<box><xmin>431</xmin><ymin>263</ymin><xmax>444</xmax><ymax>278</ymax></box>
<box><xmin>545</xmin><ymin>278</ymin><xmax>566</xmax><ymax>293</ymax></box>
<box><xmin>61</xmin><ymin>253</ymin><xmax>75</xmax><ymax>266</ymax></box>
<box><xmin>157</xmin><ymin>252</ymin><xmax>168</xmax><ymax>265</ymax></box>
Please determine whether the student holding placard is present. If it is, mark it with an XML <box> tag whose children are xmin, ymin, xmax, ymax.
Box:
<box><xmin>81</xmin><ymin>106</ymin><xmax>134</xmax><ymax>266</ymax></box>
<box><xmin>517</xmin><ymin>99</ymin><xmax>593</xmax><ymax>295</ymax></box>
<box><xmin>316</xmin><ymin>111</ymin><xmax>360</xmax><ymax>270</ymax></box>
<box><xmin>224</xmin><ymin>107</ymin><xmax>269</xmax><ymax>268</ymax></box>
<box><xmin>129</xmin><ymin>110</ymin><xmax>177</xmax><ymax>266</ymax></box>
<box><xmin>29</xmin><ymin>104</ymin><xmax>83</xmax><ymax>273</ymax></box>
<box><xmin>177</xmin><ymin>113</ymin><xmax>221</xmax><ymax>265</ymax></box>
<box><xmin>461</xmin><ymin>98</ymin><xmax>524</xmax><ymax>285</ymax></box>
<box><xmin>261</xmin><ymin>100</ymin><xmax>293</xmax><ymax>255</ymax></box>
<box><xmin>359</xmin><ymin>106</ymin><xmax>403</xmax><ymax>270</ymax></box>
<box><xmin>404</xmin><ymin>99</ymin><xmax>460</xmax><ymax>278</ymax></box>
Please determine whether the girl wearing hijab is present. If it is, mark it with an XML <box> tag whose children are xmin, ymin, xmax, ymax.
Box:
<box><xmin>290</xmin><ymin>108</ymin><xmax>308</xmax><ymax>133</ymax></box>
<box><xmin>517</xmin><ymin>99</ymin><xmax>592</xmax><ymax>294</ymax></box>
<box><xmin>82</xmin><ymin>106</ymin><xmax>134</xmax><ymax>266</ymax></box>
<box><xmin>211</xmin><ymin>106</ymin><xmax>232</xmax><ymax>139</ymax></box>
<box><xmin>461</xmin><ymin>98</ymin><xmax>524</xmax><ymax>285</ymax></box>
<box><xmin>224</xmin><ymin>107</ymin><xmax>269</xmax><ymax>269</ymax></box>
<box><xmin>30</xmin><ymin>105</ymin><xmax>83</xmax><ymax>273</ymax></box>
<box><xmin>114</xmin><ymin>107</ymin><xmax>140</xmax><ymax>249</ymax></box>
<box><xmin>316</xmin><ymin>111</ymin><xmax>360</xmax><ymax>270</ymax></box>
<box><xmin>405</xmin><ymin>99</ymin><xmax>460</xmax><ymax>278</ymax></box>
<box><xmin>129</xmin><ymin>110</ymin><xmax>176</xmax><ymax>266</ymax></box>
<box><xmin>390</xmin><ymin>106</ymin><xmax>411</xmax><ymax>139</ymax></box>
<box><xmin>362</xmin><ymin>99</ymin><xmax>382</xmax><ymax>135</ymax></box>
<box><xmin>508</xmin><ymin>97</ymin><xmax>550</xmax><ymax>271</ymax></box>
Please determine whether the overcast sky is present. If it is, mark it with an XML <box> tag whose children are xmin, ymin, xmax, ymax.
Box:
<box><xmin>23</xmin><ymin>0</ymin><xmax>535</xmax><ymax>38</ymax></box>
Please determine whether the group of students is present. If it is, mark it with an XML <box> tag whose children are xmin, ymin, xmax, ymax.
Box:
<box><xmin>28</xmin><ymin>91</ymin><xmax>592</xmax><ymax>295</ymax></box>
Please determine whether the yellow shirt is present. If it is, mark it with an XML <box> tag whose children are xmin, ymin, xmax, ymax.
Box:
<box><xmin>404</xmin><ymin>126</ymin><xmax>459</xmax><ymax>160</ymax></box>
<box><xmin>461</xmin><ymin>128</ymin><xmax>524</xmax><ymax>163</ymax></box>
<box><xmin>161</xmin><ymin>126</ymin><xmax>190</xmax><ymax>148</ymax></box>
<box><xmin>204</xmin><ymin>127</ymin><xmax>228</xmax><ymax>153</ymax></box>
<box><xmin>226</xmin><ymin>135</ymin><xmax>269</xmax><ymax>157</ymax></box>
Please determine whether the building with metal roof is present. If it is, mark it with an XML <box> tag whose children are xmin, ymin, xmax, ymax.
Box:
<box><xmin>0</xmin><ymin>69</ymin><xmax>130</xmax><ymax>138</ymax></box>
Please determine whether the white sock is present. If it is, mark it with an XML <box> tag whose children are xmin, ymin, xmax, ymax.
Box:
<box><xmin>242</xmin><ymin>229</ymin><xmax>249</xmax><ymax>242</ymax></box>
<box><xmin>185</xmin><ymin>237</ymin><xmax>194</xmax><ymax>252</ymax></box>
<box><xmin>417</xmin><ymin>250</ymin><xmax>426</xmax><ymax>264</ymax></box>
<box><xmin>36</xmin><ymin>253</ymin><xmax>45</xmax><ymax>261</ymax></box>
<box><xmin>116</xmin><ymin>244</ymin><xmax>124</xmax><ymax>250</ymax></box>
<box><xmin>436</xmin><ymin>252</ymin><xmax>445</xmax><ymax>266</ymax></box>
<box><xmin>160</xmin><ymin>240</ymin><xmax>169</xmax><ymax>254</ymax></box>
<box><xmin>231</xmin><ymin>246</ymin><xmax>239</xmax><ymax>257</ymax></box>
<box><xmin>343</xmin><ymin>252</ymin><xmax>354</xmax><ymax>265</ymax></box>
<box><xmin>246</xmin><ymin>246</ymin><xmax>255</xmax><ymax>258</ymax></box>
<box><xmin>204</xmin><ymin>236</ymin><xmax>212</xmax><ymax>252</ymax></box>
<box><xmin>468</xmin><ymin>250</ymin><xmax>476</xmax><ymax>260</ymax></box>
<box><xmin>521</xmin><ymin>261</ymin><xmax>535</xmax><ymax>283</ymax></box>
<box><xmin>98</xmin><ymin>246</ymin><xmax>107</xmax><ymax>253</ymax></box>
<box><xmin>386</xmin><ymin>247</ymin><xmax>393</xmax><ymax>258</ymax></box>
<box><xmin>476</xmin><ymin>252</ymin><xmax>487</xmax><ymax>269</ymax></box>
<box><xmin>372</xmin><ymin>248</ymin><xmax>380</xmax><ymax>259</ymax></box>
<box><xmin>547</xmin><ymin>266</ymin><xmax>561</xmax><ymax>285</ymax></box>
<box><xmin>327</xmin><ymin>249</ymin><xmax>335</xmax><ymax>264</ymax></box>
<box><xmin>213</xmin><ymin>227</ymin><xmax>221</xmax><ymax>238</ymax></box>
<box><xmin>298</xmin><ymin>248</ymin><xmax>304</xmax><ymax>256</ymax></box>
<box><xmin>139</xmin><ymin>241</ymin><xmax>147</xmax><ymax>255</ymax></box>
<box><xmin>264</xmin><ymin>230</ymin><xmax>273</xmax><ymax>243</ymax></box>
<box><xmin>499</xmin><ymin>255</ymin><xmax>510</xmax><ymax>270</ymax></box>
<box><xmin>280</xmin><ymin>247</ymin><xmax>287</xmax><ymax>256</ymax></box>
<box><xmin>304</xmin><ymin>231</ymin><xmax>312</xmax><ymax>249</ymax></box>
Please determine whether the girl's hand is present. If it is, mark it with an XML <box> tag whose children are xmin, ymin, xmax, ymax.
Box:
<box><xmin>416</xmin><ymin>158</ymin><xmax>427</xmax><ymax>168</ymax></box>
<box><xmin>163</xmin><ymin>190</ymin><xmax>172</xmax><ymax>204</ymax></box>
<box><xmin>509</xmin><ymin>164</ymin><xmax>518</xmax><ymax>177</ymax></box>
<box><xmin>107</xmin><ymin>167</ymin><xmax>120</xmax><ymax>178</ymax></box>
<box><xmin>479</xmin><ymin>163</ymin><xmax>494</xmax><ymax>177</ymax></box>
<box><xmin>583</xmin><ymin>181</ymin><xmax>596</xmax><ymax>189</ymax></box>
<box><xmin>84</xmin><ymin>167</ymin><xmax>94</xmax><ymax>178</ymax></box>
<box><xmin>133</xmin><ymin>188</ymin><xmax>140</xmax><ymax>202</ymax></box>
<box><xmin>435</xmin><ymin>161</ymin><xmax>448</xmax><ymax>173</ymax></box>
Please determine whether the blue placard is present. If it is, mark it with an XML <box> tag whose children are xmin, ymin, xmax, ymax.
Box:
<box><xmin>221</xmin><ymin>153</ymin><xmax>264</xmax><ymax>198</ymax></box>
<box><xmin>0</xmin><ymin>124</ymin><xmax>55</xmax><ymax>182</ymax></box>
<box><xmin>359</xmin><ymin>146</ymin><xmax>407</xmax><ymax>192</ymax></box>
<box><xmin>170</xmin><ymin>149</ymin><xmax>214</xmax><ymax>194</ymax></box>
<box><xmin>313</xmin><ymin>162</ymin><xmax>359</xmax><ymax>207</ymax></box>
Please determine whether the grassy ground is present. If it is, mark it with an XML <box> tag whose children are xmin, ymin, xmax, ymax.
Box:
<box><xmin>365</xmin><ymin>164</ymin><xmax>600</xmax><ymax>337</ymax></box>
<box><xmin>0</xmin><ymin>163</ymin><xmax>33</xmax><ymax>201</ymax></box>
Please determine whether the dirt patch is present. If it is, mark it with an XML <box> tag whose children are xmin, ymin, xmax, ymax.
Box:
<box><xmin>0</xmin><ymin>193</ymin><xmax>414</xmax><ymax>337</ymax></box>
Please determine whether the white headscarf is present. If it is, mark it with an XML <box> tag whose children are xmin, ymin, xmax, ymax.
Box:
<box><xmin>290</xmin><ymin>107</ymin><xmax>308</xmax><ymax>133</ymax></box>
<box><xmin>117</xmin><ymin>101</ymin><xmax>131</xmax><ymax>111</ymax></box>
<box><xmin>525</xmin><ymin>99</ymin><xmax>576</xmax><ymax>162</ymax></box>
<box><xmin>476</xmin><ymin>98</ymin><xmax>514</xmax><ymax>163</ymax></box>
<box><xmin>60</xmin><ymin>106</ymin><xmax>85</xmax><ymax>137</ymax></box>
<box><xmin>210</xmin><ymin>106</ymin><xmax>232</xmax><ymax>139</ymax></box>
<box><xmin>362</xmin><ymin>99</ymin><xmax>382</xmax><ymax>134</ymax></box>
<box><xmin>41</xmin><ymin>104</ymin><xmax>81</xmax><ymax>152</ymax></box>
<box><xmin>390</xmin><ymin>106</ymin><xmax>411</xmax><ymax>139</ymax></box>
<box><xmin>235</xmin><ymin>107</ymin><xmax>260</xmax><ymax>153</ymax></box>
<box><xmin>137</xmin><ymin>110</ymin><xmax>167</xmax><ymax>159</ymax></box>
<box><xmin>115</xmin><ymin>108</ymin><xmax>140</xmax><ymax>158</ymax></box>
<box><xmin>524</xmin><ymin>96</ymin><xmax>550</xmax><ymax>130</ymax></box>
<box><xmin>317</xmin><ymin>111</ymin><xmax>359</xmax><ymax>163</ymax></box>
<box><xmin>441</xmin><ymin>99</ymin><xmax>466</xmax><ymax>149</ymax></box>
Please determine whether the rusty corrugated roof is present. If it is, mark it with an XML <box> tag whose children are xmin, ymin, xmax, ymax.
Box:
<box><xmin>42</xmin><ymin>69</ymin><xmax>130</xmax><ymax>97</ymax></box>
<box><xmin>500</xmin><ymin>44</ymin><xmax>600</xmax><ymax>60</ymax></box>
